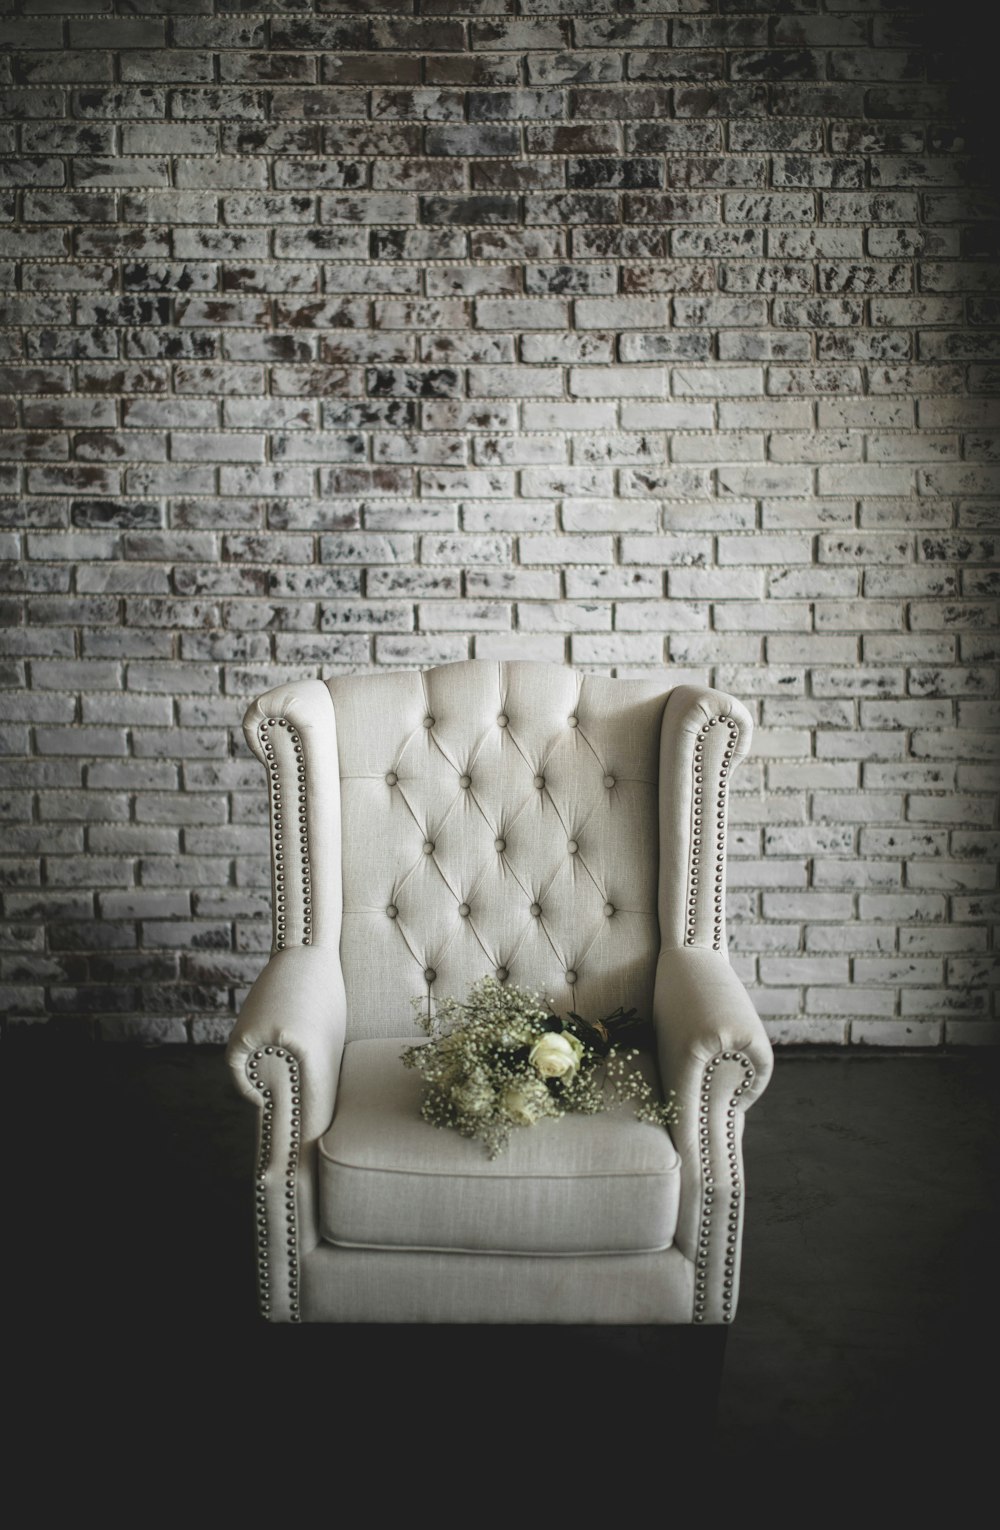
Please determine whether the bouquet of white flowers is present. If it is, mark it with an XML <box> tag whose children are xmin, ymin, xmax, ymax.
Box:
<box><xmin>401</xmin><ymin>975</ymin><xmax>679</xmax><ymax>1159</ymax></box>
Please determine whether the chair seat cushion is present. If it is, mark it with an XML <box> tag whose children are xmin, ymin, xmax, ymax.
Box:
<box><xmin>318</xmin><ymin>1038</ymin><xmax>681</xmax><ymax>1256</ymax></box>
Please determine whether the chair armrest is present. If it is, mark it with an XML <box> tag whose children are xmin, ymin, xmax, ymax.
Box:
<box><xmin>226</xmin><ymin>945</ymin><xmax>348</xmax><ymax>1322</ymax></box>
<box><xmin>653</xmin><ymin>946</ymin><xmax>773</xmax><ymax>1109</ymax></box>
<box><xmin>653</xmin><ymin>946</ymin><xmax>773</xmax><ymax>1325</ymax></box>
<box><xmin>227</xmin><ymin>944</ymin><xmax>348</xmax><ymax>1140</ymax></box>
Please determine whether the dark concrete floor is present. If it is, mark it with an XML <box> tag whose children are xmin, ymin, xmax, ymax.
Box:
<box><xmin>4</xmin><ymin>1043</ymin><xmax>998</xmax><ymax>1493</ymax></box>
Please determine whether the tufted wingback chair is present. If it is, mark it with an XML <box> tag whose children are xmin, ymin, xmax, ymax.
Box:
<box><xmin>227</xmin><ymin>661</ymin><xmax>773</xmax><ymax>1327</ymax></box>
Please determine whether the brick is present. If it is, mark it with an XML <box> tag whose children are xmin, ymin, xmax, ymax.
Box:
<box><xmin>515</xmin><ymin>600</ymin><xmax>611</xmax><ymax>634</ymax></box>
<box><xmin>477</xmin><ymin>298</ymin><xmax>569</xmax><ymax>331</ymax></box>
<box><xmin>568</xmin><ymin>366</ymin><xmax>668</xmax><ymax>398</ymax></box>
<box><xmin>908</xmin><ymin>861</ymin><xmax>996</xmax><ymax>892</ymax></box>
<box><xmin>570</xmin><ymin>633</ymin><xmax>664</xmax><ymax>665</ymax></box>
<box><xmin>562</xmin><ymin>500</ymin><xmax>656</xmax><ymax>533</ymax></box>
<box><xmin>475</xmin><ymin>634</ymin><xmax>567</xmax><ymax>663</ymax></box>
<box><xmin>0</xmin><ymin>9</ymin><xmax>991</xmax><ymax>1049</ymax></box>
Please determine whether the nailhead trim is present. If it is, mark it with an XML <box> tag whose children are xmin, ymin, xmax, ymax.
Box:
<box><xmin>259</xmin><ymin>717</ymin><xmax>312</xmax><ymax>951</ymax></box>
<box><xmin>693</xmin><ymin>1050</ymin><xmax>755</xmax><ymax>1325</ymax></box>
<box><xmin>248</xmin><ymin>1046</ymin><xmax>302</xmax><ymax>1324</ymax></box>
<box><xmin>686</xmin><ymin>714</ymin><xmax>739</xmax><ymax>952</ymax></box>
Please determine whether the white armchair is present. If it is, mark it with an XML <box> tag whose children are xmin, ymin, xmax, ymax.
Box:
<box><xmin>227</xmin><ymin>660</ymin><xmax>773</xmax><ymax>1328</ymax></box>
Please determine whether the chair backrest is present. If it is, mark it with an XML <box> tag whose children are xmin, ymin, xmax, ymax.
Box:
<box><xmin>326</xmin><ymin>660</ymin><xmax>670</xmax><ymax>1040</ymax></box>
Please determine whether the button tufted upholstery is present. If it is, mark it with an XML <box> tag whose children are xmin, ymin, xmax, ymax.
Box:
<box><xmin>230</xmin><ymin>660</ymin><xmax>775</xmax><ymax>1329</ymax></box>
<box><xmin>328</xmin><ymin>661</ymin><xmax>671</xmax><ymax>1039</ymax></box>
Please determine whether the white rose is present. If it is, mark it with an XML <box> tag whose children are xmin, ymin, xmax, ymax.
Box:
<box><xmin>451</xmin><ymin>1070</ymin><xmax>494</xmax><ymax>1117</ymax></box>
<box><xmin>528</xmin><ymin>1030</ymin><xmax>584</xmax><ymax>1082</ymax></box>
<box><xmin>501</xmin><ymin>1077</ymin><xmax>553</xmax><ymax>1126</ymax></box>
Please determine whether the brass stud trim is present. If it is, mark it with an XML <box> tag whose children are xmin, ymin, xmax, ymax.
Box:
<box><xmin>247</xmin><ymin>1047</ymin><xmax>303</xmax><ymax>1324</ymax></box>
<box><xmin>693</xmin><ymin>1050</ymin><xmax>755</xmax><ymax>1325</ymax></box>
<box><xmin>259</xmin><ymin>719</ymin><xmax>312</xmax><ymax>951</ymax></box>
<box><xmin>685</xmin><ymin>715</ymin><xmax>740</xmax><ymax>952</ymax></box>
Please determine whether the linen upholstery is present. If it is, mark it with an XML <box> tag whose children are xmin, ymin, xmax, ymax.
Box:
<box><xmin>298</xmin><ymin>1243</ymin><xmax>697</xmax><ymax>1326</ymax></box>
<box><xmin>227</xmin><ymin>659</ymin><xmax>774</xmax><ymax>1326</ymax></box>
<box><xmin>319</xmin><ymin>1038</ymin><xmax>680</xmax><ymax>1256</ymax></box>
<box><xmin>327</xmin><ymin>661</ymin><xmax>669</xmax><ymax>1038</ymax></box>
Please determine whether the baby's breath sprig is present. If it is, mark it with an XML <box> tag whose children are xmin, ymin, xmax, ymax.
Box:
<box><xmin>401</xmin><ymin>975</ymin><xmax>679</xmax><ymax>1159</ymax></box>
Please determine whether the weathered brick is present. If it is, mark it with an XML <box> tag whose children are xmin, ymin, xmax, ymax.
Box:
<box><xmin>0</xmin><ymin>6</ymin><xmax>991</xmax><ymax>1046</ymax></box>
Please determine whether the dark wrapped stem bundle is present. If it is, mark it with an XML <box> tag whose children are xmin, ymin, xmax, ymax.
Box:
<box><xmin>564</xmin><ymin>1004</ymin><xmax>652</xmax><ymax>1055</ymax></box>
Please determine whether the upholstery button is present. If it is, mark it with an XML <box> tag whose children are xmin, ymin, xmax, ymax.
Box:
<box><xmin>424</xmin><ymin>967</ymin><xmax>436</xmax><ymax>983</ymax></box>
<box><xmin>385</xmin><ymin>771</ymin><xmax>397</xmax><ymax>786</ymax></box>
<box><xmin>494</xmin><ymin>836</ymin><xmax>505</xmax><ymax>852</ymax></box>
<box><xmin>533</xmin><ymin>774</ymin><xmax>545</xmax><ymax>788</ymax></box>
<box><xmin>458</xmin><ymin>903</ymin><xmax>470</xmax><ymax>917</ymax></box>
<box><xmin>565</xmin><ymin>969</ymin><xmax>577</xmax><ymax>985</ymax></box>
<box><xmin>604</xmin><ymin>774</ymin><xmax>615</xmax><ymax>788</ymax></box>
<box><xmin>568</xmin><ymin>715</ymin><xmax>578</xmax><ymax>728</ymax></box>
<box><xmin>497</xmin><ymin>713</ymin><xmax>508</xmax><ymax>728</ymax></box>
<box><xmin>423</xmin><ymin>715</ymin><xmax>434</xmax><ymax>728</ymax></box>
<box><xmin>604</xmin><ymin>903</ymin><xmax>615</xmax><ymax>917</ymax></box>
<box><xmin>530</xmin><ymin>902</ymin><xmax>541</xmax><ymax>917</ymax></box>
<box><xmin>567</xmin><ymin>839</ymin><xmax>578</xmax><ymax>855</ymax></box>
<box><xmin>386</xmin><ymin>905</ymin><xmax>398</xmax><ymax>919</ymax></box>
<box><xmin>459</xmin><ymin>774</ymin><xmax>471</xmax><ymax>788</ymax></box>
<box><xmin>423</xmin><ymin>840</ymin><xmax>434</xmax><ymax>854</ymax></box>
<box><xmin>496</xmin><ymin>966</ymin><xmax>508</xmax><ymax>981</ymax></box>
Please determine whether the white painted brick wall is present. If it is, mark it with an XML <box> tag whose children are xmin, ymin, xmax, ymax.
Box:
<box><xmin>0</xmin><ymin>0</ymin><xmax>996</xmax><ymax>1047</ymax></box>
